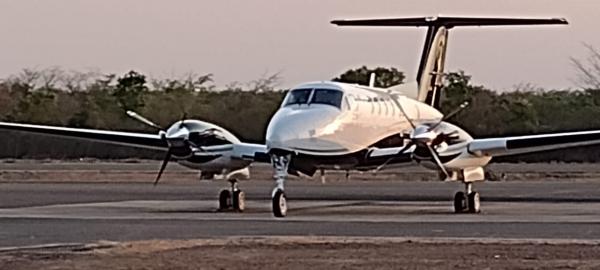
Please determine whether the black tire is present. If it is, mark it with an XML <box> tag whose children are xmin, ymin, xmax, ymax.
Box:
<box><xmin>232</xmin><ymin>190</ymin><xmax>245</xmax><ymax>212</ymax></box>
<box><xmin>454</xmin><ymin>191</ymin><xmax>467</xmax><ymax>213</ymax></box>
<box><xmin>219</xmin><ymin>189</ymin><xmax>231</xmax><ymax>210</ymax></box>
<box><xmin>272</xmin><ymin>189</ymin><xmax>287</xmax><ymax>217</ymax></box>
<box><xmin>467</xmin><ymin>191</ymin><xmax>481</xmax><ymax>213</ymax></box>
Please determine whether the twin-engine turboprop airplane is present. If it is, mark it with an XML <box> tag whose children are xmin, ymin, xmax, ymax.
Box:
<box><xmin>4</xmin><ymin>16</ymin><xmax>600</xmax><ymax>218</ymax></box>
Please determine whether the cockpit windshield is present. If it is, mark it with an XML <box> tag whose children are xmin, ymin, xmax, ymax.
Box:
<box><xmin>284</xmin><ymin>88</ymin><xmax>343</xmax><ymax>109</ymax></box>
<box><xmin>284</xmin><ymin>89</ymin><xmax>312</xmax><ymax>106</ymax></box>
<box><xmin>311</xmin><ymin>89</ymin><xmax>343</xmax><ymax>108</ymax></box>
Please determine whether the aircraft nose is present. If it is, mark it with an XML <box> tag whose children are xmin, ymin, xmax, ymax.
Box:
<box><xmin>265</xmin><ymin>129</ymin><xmax>294</xmax><ymax>150</ymax></box>
<box><xmin>266</xmin><ymin>107</ymin><xmax>339</xmax><ymax>151</ymax></box>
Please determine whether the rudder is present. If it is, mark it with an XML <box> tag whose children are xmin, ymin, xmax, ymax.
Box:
<box><xmin>417</xmin><ymin>26</ymin><xmax>448</xmax><ymax>109</ymax></box>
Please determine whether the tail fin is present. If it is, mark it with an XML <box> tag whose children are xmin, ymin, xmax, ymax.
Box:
<box><xmin>332</xmin><ymin>16</ymin><xmax>568</xmax><ymax>109</ymax></box>
<box><xmin>418</xmin><ymin>25</ymin><xmax>448</xmax><ymax>109</ymax></box>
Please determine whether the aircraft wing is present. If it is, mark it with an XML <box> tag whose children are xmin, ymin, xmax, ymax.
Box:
<box><xmin>232</xmin><ymin>143</ymin><xmax>270</xmax><ymax>163</ymax></box>
<box><xmin>0</xmin><ymin>122</ymin><xmax>167</xmax><ymax>150</ymax></box>
<box><xmin>468</xmin><ymin>130</ymin><xmax>600</xmax><ymax>157</ymax></box>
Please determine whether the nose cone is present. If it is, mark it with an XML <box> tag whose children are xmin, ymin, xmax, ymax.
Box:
<box><xmin>163</xmin><ymin>124</ymin><xmax>189</xmax><ymax>148</ymax></box>
<box><xmin>266</xmin><ymin>106</ymin><xmax>343</xmax><ymax>153</ymax></box>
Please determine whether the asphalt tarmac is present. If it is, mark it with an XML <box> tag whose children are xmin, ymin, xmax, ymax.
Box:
<box><xmin>1</xmin><ymin>179</ymin><xmax>600</xmax><ymax>247</ymax></box>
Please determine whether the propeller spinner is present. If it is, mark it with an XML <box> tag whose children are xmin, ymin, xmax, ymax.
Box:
<box><xmin>126</xmin><ymin>110</ymin><xmax>192</xmax><ymax>186</ymax></box>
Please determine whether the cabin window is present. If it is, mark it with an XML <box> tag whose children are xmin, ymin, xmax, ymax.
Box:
<box><xmin>344</xmin><ymin>97</ymin><xmax>351</xmax><ymax>110</ymax></box>
<box><xmin>347</xmin><ymin>94</ymin><xmax>358</xmax><ymax>111</ymax></box>
<box><xmin>383</xmin><ymin>99</ymin><xmax>388</xmax><ymax>115</ymax></box>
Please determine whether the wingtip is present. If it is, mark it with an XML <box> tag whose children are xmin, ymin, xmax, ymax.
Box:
<box><xmin>558</xmin><ymin>17</ymin><xmax>569</xmax><ymax>24</ymax></box>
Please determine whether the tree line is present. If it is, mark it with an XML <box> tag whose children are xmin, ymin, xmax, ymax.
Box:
<box><xmin>2</xmin><ymin>56</ymin><xmax>600</xmax><ymax>162</ymax></box>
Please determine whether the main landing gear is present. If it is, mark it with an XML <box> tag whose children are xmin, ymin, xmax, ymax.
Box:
<box><xmin>453</xmin><ymin>182</ymin><xmax>480</xmax><ymax>213</ymax></box>
<box><xmin>271</xmin><ymin>154</ymin><xmax>290</xmax><ymax>217</ymax></box>
<box><xmin>218</xmin><ymin>179</ymin><xmax>245</xmax><ymax>212</ymax></box>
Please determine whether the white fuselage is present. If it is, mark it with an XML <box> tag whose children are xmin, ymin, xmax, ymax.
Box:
<box><xmin>266</xmin><ymin>81</ymin><xmax>444</xmax><ymax>156</ymax></box>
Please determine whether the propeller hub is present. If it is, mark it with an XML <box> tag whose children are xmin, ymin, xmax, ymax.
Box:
<box><xmin>410</xmin><ymin>125</ymin><xmax>438</xmax><ymax>145</ymax></box>
<box><xmin>165</xmin><ymin>126</ymin><xmax>189</xmax><ymax>140</ymax></box>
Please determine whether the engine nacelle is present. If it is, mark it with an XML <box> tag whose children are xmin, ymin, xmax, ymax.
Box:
<box><xmin>415</xmin><ymin>122</ymin><xmax>492</xmax><ymax>181</ymax></box>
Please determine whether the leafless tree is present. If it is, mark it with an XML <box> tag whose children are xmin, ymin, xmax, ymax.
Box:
<box><xmin>39</xmin><ymin>66</ymin><xmax>64</xmax><ymax>90</ymax></box>
<box><xmin>5</xmin><ymin>67</ymin><xmax>105</xmax><ymax>92</ymax></box>
<box><xmin>247</xmin><ymin>71</ymin><xmax>282</xmax><ymax>92</ymax></box>
<box><xmin>512</xmin><ymin>82</ymin><xmax>545</xmax><ymax>93</ymax></box>
<box><xmin>60</xmin><ymin>69</ymin><xmax>104</xmax><ymax>92</ymax></box>
<box><xmin>150</xmin><ymin>72</ymin><xmax>214</xmax><ymax>92</ymax></box>
<box><xmin>571</xmin><ymin>43</ymin><xmax>600</xmax><ymax>89</ymax></box>
<box><xmin>9</xmin><ymin>68</ymin><xmax>42</xmax><ymax>90</ymax></box>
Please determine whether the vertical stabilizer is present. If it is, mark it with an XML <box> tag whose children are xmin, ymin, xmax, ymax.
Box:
<box><xmin>417</xmin><ymin>26</ymin><xmax>448</xmax><ymax>108</ymax></box>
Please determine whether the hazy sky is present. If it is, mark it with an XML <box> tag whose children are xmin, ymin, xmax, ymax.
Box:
<box><xmin>0</xmin><ymin>0</ymin><xmax>598</xmax><ymax>90</ymax></box>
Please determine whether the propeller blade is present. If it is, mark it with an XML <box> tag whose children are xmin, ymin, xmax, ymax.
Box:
<box><xmin>126</xmin><ymin>111</ymin><xmax>163</xmax><ymax>130</ymax></box>
<box><xmin>375</xmin><ymin>142</ymin><xmax>414</xmax><ymax>172</ymax></box>
<box><xmin>154</xmin><ymin>148</ymin><xmax>172</xmax><ymax>186</ymax></box>
<box><xmin>443</xmin><ymin>101</ymin><xmax>469</xmax><ymax>121</ymax></box>
<box><xmin>389</xmin><ymin>95</ymin><xmax>416</xmax><ymax>129</ymax></box>
<box><xmin>426</xmin><ymin>144</ymin><xmax>450</xmax><ymax>179</ymax></box>
<box><xmin>429</xmin><ymin>101</ymin><xmax>469</xmax><ymax>130</ymax></box>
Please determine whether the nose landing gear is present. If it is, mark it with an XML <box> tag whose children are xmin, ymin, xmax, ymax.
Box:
<box><xmin>271</xmin><ymin>154</ymin><xmax>291</xmax><ymax>217</ymax></box>
<box><xmin>272</xmin><ymin>189</ymin><xmax>287</xmax><ymax>217</ymax></box>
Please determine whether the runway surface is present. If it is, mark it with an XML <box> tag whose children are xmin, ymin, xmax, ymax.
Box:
<box><xmin>1</xmin><ymin>179</ymin><xmax>600</xmax><ymax>247</ymax></box>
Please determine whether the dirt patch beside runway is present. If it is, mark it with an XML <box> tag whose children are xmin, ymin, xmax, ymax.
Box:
<box><xmin>1</xmin><ymin>237</ymin><xmax>600</xmax><ymax>270</ymax></box>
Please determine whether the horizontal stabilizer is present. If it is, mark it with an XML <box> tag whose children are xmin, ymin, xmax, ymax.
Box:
<box><xmin>331</xmin><ymin>16</ymin><xmax>568</xmax><ymax>28</ymax></box>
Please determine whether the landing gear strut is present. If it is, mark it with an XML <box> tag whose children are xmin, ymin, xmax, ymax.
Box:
<box><xmin>218</xmin><ymin>179</ymin><xmax>245</xmax><ymax>211</ymax></box>
<box><xmin>453</xmin><ymin>182</ymin><xmax>480</xmax><ymax>213</ymax></box>
<box><xmin>271</xmin><ymin>154</ymin><xmax>290</xmax><ymax>217</ymax></box>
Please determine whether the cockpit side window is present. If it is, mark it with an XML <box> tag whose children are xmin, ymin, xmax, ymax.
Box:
<box><xmin>310</xmin><ymin>89</ymin><xmax>343</xmax><ymax>108</ymax></box>
<box><xmin>284</xmin><ymin>89</ymin><xmax>312</xmax><ymax>106</ymax></box>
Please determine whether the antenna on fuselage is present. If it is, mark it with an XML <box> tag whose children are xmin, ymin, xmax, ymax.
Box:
<box><xmin>368</xmin><ymin>73</ymin><xmax>376</xmax><ymax>88</ymax></box>
<box><xmin>331</xmin><ymin>16</ymin><xmax>568</xmax><ymax>108</ymax></box>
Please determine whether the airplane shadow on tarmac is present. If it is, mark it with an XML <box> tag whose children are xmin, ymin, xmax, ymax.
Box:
<box><xmin>146</xmin><ymin>201</ymin><xmax>455</xmax><ymax>216</ymax></box>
